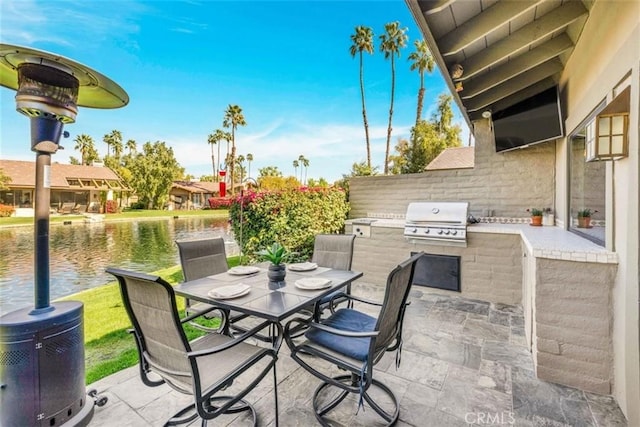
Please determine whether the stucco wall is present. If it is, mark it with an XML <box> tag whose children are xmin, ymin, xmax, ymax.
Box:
<box><xmin>558</xmin><ymin>0</ymin><xmax>639</xmax><ymax>422</ymax></box>
<box><xmin>349</xmin><ymin>120</ymin><xmax>556</xmax><ymax>220</ymax></box>
<box><xmin>534</xmin><ymin>258</ymin><xmax>617</xmax><ymax>394</ymax></box>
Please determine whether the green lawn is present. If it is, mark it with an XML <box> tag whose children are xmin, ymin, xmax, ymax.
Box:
<box><xmin>60</xmin><ymin>257</ymin><xmax>241</xmax><ymax>384</ymax></box>
<box><xmin>0</xmin><ymin>208</ymin><xmax>228</xmax><ymax>227</ymax></box>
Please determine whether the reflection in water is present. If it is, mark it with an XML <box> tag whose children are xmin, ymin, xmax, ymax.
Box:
<box><xmin>0</xmin><ymin>217</ymin><xmax>237</xmax><ymax>312</ymax></box>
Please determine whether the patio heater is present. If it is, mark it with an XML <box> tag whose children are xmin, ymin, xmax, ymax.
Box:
<box><xmin>0</xmin><ymin>44</ymin><xmax>128</xmax><ymax>426</ymax></box>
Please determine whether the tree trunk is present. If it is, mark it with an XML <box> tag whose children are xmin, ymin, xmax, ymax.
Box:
<box><xmin>216</xmin><ymin>143</ymin><xmax>221</xmax><ymax>182</ymax></box>
<box><xmin>229</xmin><ymin>129</ymin><xmax>236</xmax><ymax>195</ymax></box>
<box><xmin>384</xmin><ymin>56</ymin><xmax>396</xmax><ymax>175</ymax></box>
<box><xmin>359</xmin><ymin>52</ymin><xmax>371</xmax><ymax>169</ymax></box>
<box><xmin>416</xmin><ymin>73</ymin><xmax>425</xmax><ymax>126</ymax></box>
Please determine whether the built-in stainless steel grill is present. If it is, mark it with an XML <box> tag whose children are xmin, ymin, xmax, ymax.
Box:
<box><xmin>404</xmin><ymin>202</ymin><xmax>469</xmax><ymax>246</ymax></box>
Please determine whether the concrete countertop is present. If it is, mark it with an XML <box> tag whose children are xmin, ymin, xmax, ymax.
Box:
<box><xmin>345</xmin><ymin>218</ymin><xmax>618</xmax><ymax>264</ymax></box>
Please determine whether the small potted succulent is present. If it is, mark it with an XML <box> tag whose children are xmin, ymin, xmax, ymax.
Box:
<box><xmin>256</xmin><ymin>242</ymin><xmax>290</xmax><ymax>282</ymax></box>
<box><xmin>542</xmin><ymin>207</ymin><xmax>555</xmax><ymax>226</ymax></box>
<box><xmin>577</xmin><ymin>209</ymin><xmax>596</xmax><ymax>228</ymax></box>
<box><xmin>527</xmin><ymin>208</ymin><xmax>543</xmax><ymax>226</ymax></box>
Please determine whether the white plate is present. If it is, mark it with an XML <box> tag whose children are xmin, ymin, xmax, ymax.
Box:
<box><xmin>208</xmin><ymin>284</ymin><xmax>251</xmax><ymax>299</ymax></box>
<box><xmin>228</xmin><ymin>266</ymin><xmax>261</xmax><ymax>276</ymax></box>
<box><xmin>294</xmin><ymin>278</ymin><xmax>332</xmax><ymax>290</ymax></box>
<box><xmin>288</xmin><ymin>262</ymin><xmax>318</xmax><ymax>272</ymax></box>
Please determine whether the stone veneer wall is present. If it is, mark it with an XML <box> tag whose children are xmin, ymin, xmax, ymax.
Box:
<box><xmin>534</xmin><ymin>258</ymin><xmax>617</xmax><ymax>394</ymax></box>
<box><xmin>348</xmin><ymin>120</ymin><xmax>556</xmax><ymax>220</ymax></box>
<box><xmin>346</xmin><ymin>224</ymin><xmax>523</xmax><ymax>305</ymax></box>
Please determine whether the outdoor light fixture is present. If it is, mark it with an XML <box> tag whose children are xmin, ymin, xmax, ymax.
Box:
<box><xmin>0</xmin><ymin>43</ymin><xmax>128</xmax><ymax>427</ymax></box>
<box><xmin>450</xmin><ymin>63</ymin><xmax>464</xmax><ymax>79</ymax></box>
<box><xmin>455</xmin><ymin>81</ymin><xmax>463</xmax><ymax>92</ymax></box>
<box><xmin>586</xmin><ymin>87</ymin><xmax>630</xmax><ymax>162</ymax></box>
<box><xmin>482</xmin><ymin>110</ymin><xmax>492</xmax><ymax>119</ymax></box>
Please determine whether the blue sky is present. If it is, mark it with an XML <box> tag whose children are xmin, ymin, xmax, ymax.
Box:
<box><xmin>1</xmin><ymin>0</ymin><xmax>469</xmax><ymax>183</ymax></box>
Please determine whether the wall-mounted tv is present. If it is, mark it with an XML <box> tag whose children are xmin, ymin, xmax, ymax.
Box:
<box><xmin>493</xmin><ymin>86</ymin><xmax>564</xmax><ymax>153</ymax></box>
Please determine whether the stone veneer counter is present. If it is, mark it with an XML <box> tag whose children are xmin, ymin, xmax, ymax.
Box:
<box><xmin>468</xmin><ymin>223</ymin><xmax>618</xmax><ymax>264</ymax></box>
<box><xmin>346</xmin><ymin>218</ymin><xmax>618</xmax><ymax>265</ymax></box>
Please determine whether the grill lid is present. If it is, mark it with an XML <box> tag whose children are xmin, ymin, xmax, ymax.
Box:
<box><xmin>405</xmin><ymin>202</ymin><xmax>469</xmax><ymax>224</ymax></box>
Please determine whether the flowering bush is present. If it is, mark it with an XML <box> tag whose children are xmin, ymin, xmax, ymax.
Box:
<box><xmin>229</xmin><ymin>187</ymin><xmax>349</xmax><ymax>262</ymax></box>
<box><xmin>0</xmin><ymin>204</ymin><xmax>14</xmax><ymax>217</ymax></box>
<box><xmin>105</xmin><ymin>200</ymin><xmax>118</xmax><ymax>214</ymax></box>
<box><xmin>208</xmin><ymin>197</ymin><xmax>232</xmax><ymax>209</ymax></box>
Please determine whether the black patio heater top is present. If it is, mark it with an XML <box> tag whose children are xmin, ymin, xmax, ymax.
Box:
<box><xmin>0</xmin><ymin>44</ymin><xmax>128</xmax><ymax>426</ymax></box>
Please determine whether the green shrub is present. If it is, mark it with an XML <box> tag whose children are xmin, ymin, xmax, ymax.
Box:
<box><xmin>229</xmin><ymin>187</ymin><xmax>349</xmax><ymax>262</ymax></box>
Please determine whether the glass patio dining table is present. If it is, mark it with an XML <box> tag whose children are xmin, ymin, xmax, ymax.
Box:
<box><xmin>174</xmin><ymin>264</ymin><xmax>363</xmax><ymax>324</ymax></box>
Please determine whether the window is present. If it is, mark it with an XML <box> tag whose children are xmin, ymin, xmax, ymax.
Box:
<box><xmin>568</xmin><ymin>106</ymin><xmax>606</xmax><ymax>246</ymax></box>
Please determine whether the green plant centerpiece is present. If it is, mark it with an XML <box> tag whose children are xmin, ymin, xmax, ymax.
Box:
<box><xmin>577</xmin><ymin>209</ymin><xmax>597</xmax><ymax>228</ymax></box>
<box><xmin>527</xmin><ymin>208</ymin><xmax>543</xmax><ymax>226</ymax></box>
<box><xmin>256</xmin><ymin>242</ymin><xmax>290</xmax><ymax>282</ymax></box>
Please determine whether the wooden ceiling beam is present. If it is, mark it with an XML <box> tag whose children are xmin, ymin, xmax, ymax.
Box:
<box><xmin>468</xmin><ymin>77</ymin><xmax>558</xmax><ymax>120</ymax></box>
<box><xmin>465</xmin><ymin>59</ymin><xmax>563</xmax><ymax>112</ymax></box>
<box><xmin>461</xmin><ymin>34</ymin><xmax>573</xmax><ymax>99</ymax></box>
<box><xmin>439</xmin><ymin>0</ymin><xmax>541</xmax><ymax>56</ymax></box>
<box><xmin>459</xmin><ymin>1</ymin><xmax>588</xmax><ymax>80</ymax></box>
<box><xmin>421</xmin><ymin>0</ymin><xmax>456</xmax><ymax>16</ymax></box>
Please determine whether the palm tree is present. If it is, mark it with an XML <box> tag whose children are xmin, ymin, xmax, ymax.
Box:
<box><xmin>237</xmin><ymin>154</ymin><xmax>246</xmax><ymax>184</ymax></box>
<box><xmin>293</xmin><ymin>160</ymin><xmax>299</xmax><ymax>180</ymax></box>
<box><xmin>126</xmin><ymin>139</ymin><xmax>137</xmax><ymax>156</ymax></box>
<box><xmin>298</xmin><ymin>155</ymin><xmax>306</xmax><ymax>183</ymax></box>
<box><xmin>246</xmin><ymin>153</ymin><xmax>253</xmax><ymax>179</ymax></box>
<box><xmin>408</xmin><ymin>39</ymin><xmax>435</xmax><ymax>126</ymax></box>
<box><xmin>74</xmin><ymin>134</ymin><xmax>95</xmax><ymax>165</ymax></box>
<box><xmin>223</xmin><ymin>105</ymin><xmax>247</xmax><ymax>194</ymax></box>
<box><xmin>103</xmin><ymin>130</ymin><xmax>122</xmax><ymax>158</ymax></box>
<box><xmin>301</xmin><ymin>157</ymin><xmax>310</xmax><ymax>185</ymax></box>
<box><xmin>350</xmin><ymin>25</ymin><xmax>375</xmax><ymax>169</ymax></box>
<box><xmin>379</xmin><ymin>21</ymin><xmax>408</xmax><ymax>174</ymax></box>
<box><xmin>207</xmin><ymin>131</ymin><xmax>220</xmax><ymax>179</ymax></box>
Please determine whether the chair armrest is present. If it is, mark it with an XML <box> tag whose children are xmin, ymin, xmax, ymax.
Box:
<box><xmin>307</xmin><ymin>321</ymin><xmax>379</xmax><ymax>338</ymax></box>
<box><xmin>339</xmin><ymin>293</ymin><xmax>383</xmax><ymax>307</ymax></box>
<box><xmin>187</xmin><ymin>319</ymin><xmax>280</xmax><ymax>358</ymax></box>
<box><xmin>180</xmin><ymin>307</ymin><xmax>225</xmax><ymax>323</ymax></box>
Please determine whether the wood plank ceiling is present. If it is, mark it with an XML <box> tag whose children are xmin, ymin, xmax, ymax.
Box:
<box><xmin>406</xmin><ymin>0</ymin><xmax>592</xmax><ymax>125</ymax></box>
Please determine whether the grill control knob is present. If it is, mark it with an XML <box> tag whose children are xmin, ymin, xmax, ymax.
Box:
<box><xmin>424</xmin><ymin>229</ymin><xmax>430</xmax><ymax>234</ymax></box>
<box><xmin>437</xmin><ymin>229</ymin><xmax>444</xmax><ymax>235</ymax></box>
<box><xmin>451</xmin><ymin>230</ymin><xmax>457</xmax><ymax>235</ymax></box>
<box><xmin>411</xmin><ymin>228</ymin><xmax>417</xmax><ymax>233</ymax></box>
<box><xmin>444</xmin><ymin>229</ymin><xmax>450</xmax><ymax>235</ymax></box>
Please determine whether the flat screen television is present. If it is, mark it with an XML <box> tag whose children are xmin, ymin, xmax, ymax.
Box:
<box><xmin>493</xmin><ymin>86</ymin><xmax>564</xmax><ymax>152</ymax></box>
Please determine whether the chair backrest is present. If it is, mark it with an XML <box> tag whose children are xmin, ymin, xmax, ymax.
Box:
<box><xmin>311</xmin><ymin>234</ymin><xmax>356</xmax><ymax>271</ymax></box>
<box><xmin>372</xmin><ymin>252</ymin><xmax>422</xmax><ymax>358</ymax></box>
<box><xmin>106</xmin><ymin>267</ymin><xmax>193</xmax><ymax>388</ymax></box>
<box><xmin>176</xmin><ymin>237</ymin><xmax>228</xmax><ymax>282</ymax></box>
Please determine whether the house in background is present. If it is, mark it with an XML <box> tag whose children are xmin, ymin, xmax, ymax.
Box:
<box><xmin>426</xmin><ymin>146</ymin><xmax>475</xmax><ymax>171</ymax></box>
<box><xmin>0</xmin><ymin>160</ymin><xmax>130</xmax><ymax>214</ymax></box>
<box><xmin>168</xmin><ymin>180</ymin><xmax>220</xmax><ymax>210</ymax></box>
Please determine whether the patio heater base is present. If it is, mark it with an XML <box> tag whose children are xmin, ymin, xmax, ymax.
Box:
<box><xmin>0</xmin><ymin>301</ymin><xmax>94</xmax><ymax>426</ymax></box>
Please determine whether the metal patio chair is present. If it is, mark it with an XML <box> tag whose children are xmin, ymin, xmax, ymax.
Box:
<box><xmin>106</xmin><ymin>267</ymin><xmax>281</xmax><ymax>426</ymax></box>
<box><xmin>311</xmin><ymin>234</ymin><xmax>356</xmax><ymax>319</ymax></box>
<box><xmin>176</xmin><ymin>237</ymin><xmax>247</xmax><ymax>333</ymax></box>
<box><xmin>284</xmin><ymin>252</ymin><xmax>422</xmax><ymax>426</ymax></box>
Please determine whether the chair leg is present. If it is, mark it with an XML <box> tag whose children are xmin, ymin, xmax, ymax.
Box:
<box><xmin>166</xmin><ymin>396</ymin><xmax>256</xmax><ymax>426</ymax></box>
<box><xmin>311</xmin><ymin>374</ymin><xmax>399</xmax><ymax>427</ymax></box>
<box><xmin>273</xmin><ymin>363</ymin><xmax>279</xmax><ymax>427</ymax></box>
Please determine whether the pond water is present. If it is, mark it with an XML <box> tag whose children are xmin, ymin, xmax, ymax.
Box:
<box><xmin>0</xmin><ymin>216</ymin><xmax>238</xmax><ymax>313</ymax></box>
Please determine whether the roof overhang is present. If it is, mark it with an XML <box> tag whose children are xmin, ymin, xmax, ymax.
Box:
<box><xmin>405</xmin><ymin>0</ymin><xmax>592</xmax><ymax>128</ymax></box>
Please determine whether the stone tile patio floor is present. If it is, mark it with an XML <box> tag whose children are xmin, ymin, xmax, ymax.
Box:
<box><xmin>90</xmin><ymin>282</ymin><xmax>628</xmax><ymax>426</ymax></box>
